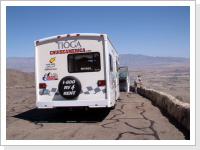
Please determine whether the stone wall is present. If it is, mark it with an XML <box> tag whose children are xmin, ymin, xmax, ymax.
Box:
<box><xmin>137</xmin><ymin>87</ymin><xmax>190</xmax><ymax>130</ymax></box>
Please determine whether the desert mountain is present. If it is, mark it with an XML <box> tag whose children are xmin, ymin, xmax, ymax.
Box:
<box><xmin>6</xmin><ymin>69</ymin><xmax>35</xmax><ymax>88</ymax></box>
<box><xmin>6</xmin><ymin>57</ymin><xmax>35</xmax><ymax>73</ymax></box>
<box><xmin>119</xmin><ymin>54</ymin><xmax>189</xmax><ymax>66</ymax></box>
<box><xmin>6</xmin><ymin>55</ymin><xmax>189</xmax><ymax>73</ymax></box>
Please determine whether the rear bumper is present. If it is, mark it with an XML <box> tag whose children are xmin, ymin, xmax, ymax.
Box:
<box><xmin>36</xmin><ymin>99</ymin><xmax>109</xmax><ymax>108</ymax></box>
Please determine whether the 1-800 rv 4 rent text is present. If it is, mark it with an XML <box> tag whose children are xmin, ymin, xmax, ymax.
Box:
<box><xmin>34</xmin><ymin>33</ymin><xmax>120</xmax><ymax>109</ymax></box>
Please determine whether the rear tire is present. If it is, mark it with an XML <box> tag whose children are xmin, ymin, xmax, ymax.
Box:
<box><xmin>58</xmin><ymin>76</ymin><xmax>82</xmax><ymax>99</ymax></box>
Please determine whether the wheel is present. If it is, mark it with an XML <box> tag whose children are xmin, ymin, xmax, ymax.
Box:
<box><xmin>58</xmin><ymin>76</ymin><xmax>82</xmax><ymax>99</ymax></box>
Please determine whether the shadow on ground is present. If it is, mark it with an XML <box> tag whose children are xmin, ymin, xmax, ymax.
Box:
<box><xmin>150</xmin><ymin>101</ymin><xmax>190</xmax><ymax>140</ymax></box>
<box><xmin>132</xmin><ymin>86</ymin><xmax>190</xmax><ymax>140</ymax></box>
<box><xmin>14</xmin><ymin>108</ymin><xmax>111</xmax><ymax>123</ymax></box>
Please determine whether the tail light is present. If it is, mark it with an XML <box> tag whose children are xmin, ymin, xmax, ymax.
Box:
<box><xmin>97</xmin><ymin>80</ymin><xmax>106</xmax><ymax>86</ymax></box>
<box><xmin>39</xmin><ymin>83</ymin><xmax>46</xmax><ymax>89</ymax></box>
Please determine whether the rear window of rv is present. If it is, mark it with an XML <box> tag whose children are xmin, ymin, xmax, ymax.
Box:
<box><xmin>68</xmin><ymin>52</ymin><xmax>101</xmax><ymax>73</ymax></box>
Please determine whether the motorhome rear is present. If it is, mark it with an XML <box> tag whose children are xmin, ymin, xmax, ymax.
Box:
<box><xmin>35</xmin><ymin>33</ymin><xmax>119</xmax><ymax>109</ymax></box>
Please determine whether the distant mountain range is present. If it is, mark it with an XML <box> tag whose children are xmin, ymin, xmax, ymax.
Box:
<box><xmin>6</xmin><ymin>54</ymin><xmax>189</xmax><ymax>73</ymax></box>
<box><xmin>6</xmin><ymin>57</ymin><xmax>35</xmax><ymax>73</ymax></box>
<box><xmin>119</xmin><ymin>54</ymin><xmax>189</xmax><ymax>66</ymax></box>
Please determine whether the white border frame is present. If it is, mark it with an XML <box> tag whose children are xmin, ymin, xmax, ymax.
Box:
<box><xmin>1</xmin><ymin>0</ymin><xmax>195</xmax><ymax>146</ymax></box>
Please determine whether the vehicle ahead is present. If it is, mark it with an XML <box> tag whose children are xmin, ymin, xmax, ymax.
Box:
<box><xmin>35</xmin><ymin>33</ymin><xmax>119</xmax><ymax>109</ymax></box>
<box><xmin>118</xmin><ymin>66</ymin><xmax>130</xmax><ymax>92</ymax></box>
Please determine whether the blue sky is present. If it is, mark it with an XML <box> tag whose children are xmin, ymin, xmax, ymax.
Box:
<box><xmin>6</xmin><ymin>6</ymin><xmax>190</xmax><ymax>58</ymax></box>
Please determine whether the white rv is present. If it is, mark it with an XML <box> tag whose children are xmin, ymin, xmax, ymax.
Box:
<box><xmin>34</xmin><ymin>33</ymin><xmax>119</xmax><ymax>109</ymax></box>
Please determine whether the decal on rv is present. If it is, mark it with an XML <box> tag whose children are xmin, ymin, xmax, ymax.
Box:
<box><xmin>80</xmin><ymin>83</ymin><xmax>106</xmax><ymax>95</ymax></box>
<box><xmin>39</xmin><ymin>86</ymin><xmax>59</xmax><ymax>96</ymax></box>
<box><xmin>45</xmin><ymin>57</ymin><xmax>57</xmax><ymax>70</ymax></box>
<box><xmin>58</xmin><ymin>76</ymin><xmax>82</xmax><ymax>99</ymax></box>
<box><xmin>42</xmin><ymin>72</ymin><xmax>58</xmax><ymax>81</ymax></box>
<box><xmin>50</xmin><ymin>48</ymin><xmax>86</xmax><ymax>55</ymax></box>
<box><xmin>39</xmin><ymin>89</ymin><xmax>50</xmax><ymax>95</ymax></box>
<box><xmin>49</xmin><ymin>57</ymin><xmax>56</xmax><ymax>63</ymax></box>
<box><xmin>57</xmin><ymin>41</ymin><xmax>82</xmax><ymax>49</ymax></box>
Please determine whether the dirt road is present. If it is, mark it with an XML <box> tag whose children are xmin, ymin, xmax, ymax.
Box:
<box><xmin>6</xmin><ymin>88</ymin><xmax>189</xmax><ymax>140</ymax></box>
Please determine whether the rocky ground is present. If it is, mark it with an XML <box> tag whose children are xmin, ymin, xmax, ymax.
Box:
<box><xmin>6</xmin><ymin>69</ymin><xmax>35</xmax><ymax>88</ymax></box>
